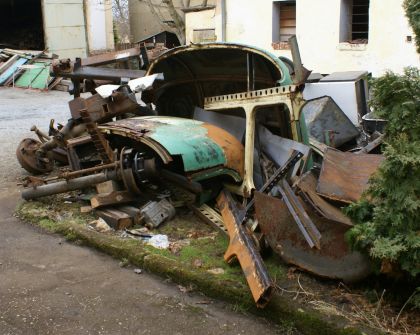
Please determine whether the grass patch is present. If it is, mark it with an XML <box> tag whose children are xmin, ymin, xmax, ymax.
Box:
<box><xmin>15</xmin><ymin>199</ymin><xmax>379</xmax><ymax>335</ymax></box>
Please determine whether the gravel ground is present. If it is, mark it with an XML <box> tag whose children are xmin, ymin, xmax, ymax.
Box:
<box><xmin>0</xmin><ymin>87</ymin><xmax>70</xmax><ymax>184</ymax></box>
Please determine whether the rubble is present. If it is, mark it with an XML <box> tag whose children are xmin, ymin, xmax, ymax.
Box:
<box><xmin>15</xmin><ymin>39</ymin><xmax>386</xmax><ymax>309</ymax></box>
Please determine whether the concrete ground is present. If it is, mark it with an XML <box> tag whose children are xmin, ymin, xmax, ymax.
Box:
<box><xmin>0</xmin><ymin>87</ymin><xmax>288</xmax><ymax>335</ymax></box>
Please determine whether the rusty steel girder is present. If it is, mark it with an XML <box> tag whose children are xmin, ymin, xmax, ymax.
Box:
<box><xmin>217</xmin><ymin>190</ymin><xmax>274</xmax><ymax>308</ymax></box>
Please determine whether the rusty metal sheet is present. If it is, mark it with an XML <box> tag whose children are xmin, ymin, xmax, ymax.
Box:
<box><xmin>296</xmin><ymin>172</ymin><xmax>353</xmax><ymax>226</ymax></box>
<box><xmin>81</xmin><ymin>47</ymin><xmax>141</xmax><ymax>67</ymax></box>
<box><xmin>317</xmin><ymin>148</ymin><xmax>384</xmax><ymax>203</ymax></box>
<box><xmin>202</xmin><ymin>123</ymin><xmax>244</xmax><ymax>177</ymax></box>
<box><xmin>255</xmin><ymin>191</ymin><xmax>371</xmax><ymax>282</ymax></box>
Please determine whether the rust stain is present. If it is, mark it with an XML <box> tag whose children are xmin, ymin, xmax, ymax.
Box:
<box><xmin>316</xmin><ymin>148</ymin><xmax>384</xmax><ymax>203</ymax></box>
<box><xmin>217</xmin><ymin>190</ymin><xmax>274</xmax><ymax>308</ymax></box>
<box><xmin>203</xmin><ymin>123</ymin><xmax>245</xmax><ymax>177</ymax></box>
<box><xmin>255</xmin><ymin>191</ymin><xmax>371</xmax><ymax>282</ymax></box>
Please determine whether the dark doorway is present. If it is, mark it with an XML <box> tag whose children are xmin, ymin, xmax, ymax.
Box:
<box><xmin>0</xmin><ymin>0</ymin><xmax>45</xmax><ymax>50</ymax></box>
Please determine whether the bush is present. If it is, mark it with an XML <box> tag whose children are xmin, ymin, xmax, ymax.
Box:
<box><xmin>404</xmin><ymin>0</ymin><xmax>420</xmax><ymax>53</ymax></box>
<box><xmin>345</xmin><ymin>67</ymin><xmax>420</xmax><ymax>278</ymax></box>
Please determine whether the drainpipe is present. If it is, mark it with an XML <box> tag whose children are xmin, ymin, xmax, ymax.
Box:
<box><xmin>221</xmin><ymin>0</ymin><xmax>226</xmax><ymax>41</ymax></box>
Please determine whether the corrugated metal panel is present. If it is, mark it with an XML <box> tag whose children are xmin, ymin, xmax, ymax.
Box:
<box><xmin>42</xmin><ymin>0</ymin><xmax>88</xmax><ymax>58</ymax></box>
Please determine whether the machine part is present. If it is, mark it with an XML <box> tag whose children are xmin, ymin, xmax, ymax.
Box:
<box><xmin>16</xmin><ymin>138</ymin><xmax>53</xmax><ymax>174</ymax></box>
<box><xmin>68</xmin><ymin>91</ymin><xmax>142</xmax><ymax>123</ymax></box>
<box><xmin>100</xmin><ymin>116</ymin><xmax>244</xmax><ymax>183</ymax></box>
<box><xmin>190</xmin><ymin>203</ymin><xmax>227</xmax><ymax>235</ymax></box>
<box><xmin>301</xmin><ymin>96</ymin><xmax>360</xmax><ymax>148</ymax></box>
<box><xmin>140</xmin><ymin>199</ymin><xmax>176</xmax><ymax>229</ymax></box>
<box><xmin>80</xmin><ymin>109</ymin><xmax>114</xmax><ymax>163</ymax></box>
<box><xmin>21</xmin><ymin>170</ymin><xmax>118</xmax><ymax>200</ymax></box>
<box><xmin>119</xmin><ymin>148</ymin><xmax>152</xmax><ymax>195</ymax></box>
<box><xmin>254</xmin><ymin>191</ymin><xmax>371</xmax><ymax>282</ymax></box>
<box><xmin>217</xmin><ymin>190</ymin><xmax>274</xmax><ymax>308</ymax></box>
<box><xmin>30</xmin><ymin>125</ymin><xmax>50</xmax><ymax>143</ymax></box>
<box><xmin>66</xmin><ymin>135</ymin><xmax>99</xmax><ymax>171</ymax></box>
<box><xmin>317</xmin><ymin>148</ymin><xmax>384</xmax><ymax>203</ymax></box>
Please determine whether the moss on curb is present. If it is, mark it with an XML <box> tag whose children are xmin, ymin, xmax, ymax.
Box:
<box><xmin>15</xmin><ymin>200</ymin><xmax>380</xmax><ymax>335</ymax></box>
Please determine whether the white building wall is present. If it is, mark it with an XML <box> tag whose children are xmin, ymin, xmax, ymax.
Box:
<box><xmin>187</xmin><ymin>0</ymin><xmax>419</xmax><ymax>76</ymax></box>
<box><xmin>86</xmin><ymin>0</ymin><xmax>114</xmax><ymax>52</ymax></box>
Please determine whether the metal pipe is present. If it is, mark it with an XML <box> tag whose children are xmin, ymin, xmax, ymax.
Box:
<box><xmin>221</xmin><ymin>0</ymin><xmax>226</xmax><ymax>42</ymax></box>
<box><xmin>289</xmin><ymin>35</ymin><xmax>310</xmax><ymax>85</ymax></box>
<box><xmin>22</xmin><ymin>170</ymin><xmax>118</xmax><ymax>200</ymax></box>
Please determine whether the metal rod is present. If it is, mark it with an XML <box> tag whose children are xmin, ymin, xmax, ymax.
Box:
<box><xmin>59</xmin><ymin>162</ymin><xmax>119</xmax><ymax>179</ymax></box>
<box><xmin>275</xmin><ymin>185</ymin><xmax>316</xmax><ymax>249</ymax></box>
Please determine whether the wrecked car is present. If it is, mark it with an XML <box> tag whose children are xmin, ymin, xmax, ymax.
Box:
<box><xmin>18</xmin><ymin>40</ymin><xmax>384</xmax><ymax>308</ymax></box>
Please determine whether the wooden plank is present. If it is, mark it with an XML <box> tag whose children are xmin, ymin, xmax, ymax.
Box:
<box><xmin>90</xmin><ymin>191</ymin><xmax>135</xmax><ymax>209</ymax></box>
<box><xmin>95</xmin><ymin>180</ymin><xmax>121</xmax><ymax>194</ymax></box>
<box><xmin>117</xmin><ymin>205</ymin><xmax>144</xmax><ymax>225</ymax></box>
<box><xmin>0</xmin><ymin>57</ymin><xmax>28</xmax><ymax>85</ymax></box>
<box><xmin>95</xmin><ymin>208</ymin><xmax>133</xmax><ymax>230</ymax></box>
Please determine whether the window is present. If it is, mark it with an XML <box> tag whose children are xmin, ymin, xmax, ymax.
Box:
<box><xmin>272</xmin><ymin>1</ymin><xmax>296</xmax><ymax>49</ymax></box>
<box><xmin>340</xmin><ymin>0</ymin><xmax>370</xmax><ymax>43</ymax></box>
<box><xmin>192</xmin><ymin>29</ymin><xmax>216</xmax><ymax>43</ymax></box>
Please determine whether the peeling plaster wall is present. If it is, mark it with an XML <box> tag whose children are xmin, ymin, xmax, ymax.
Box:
<box><xmin>185</xmin><ymin>9</ymin><xmax>217</xmax><ymax>44</ymax></box>
<box><xmin>186</xmin><ymin>0</ymin><xmax>419</xmax><ymax>76</ymax></box>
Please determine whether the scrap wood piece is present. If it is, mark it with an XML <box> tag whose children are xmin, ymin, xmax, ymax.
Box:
<box><xmin>316</xmin><ymin>148</ymin><xmax>384</xmax><ymax>203</ymax></box>
<box><xmin>95</xmin><ymin>208</ymin><xmax>133</xmax><ymax>230</ymax></box>
<box><xmin>90</xmin><ymin>191</ymin><xmax>135</xmax><ymax>209</ymax></box>
<box><xmin>117</xmin><ymin>205</ymin><xmax>144</xmax><ymax>225</ymax></box>
<box><xmin>295</xmin><ymin>172</ymin><xmax>352</xmax><ymax>226</ymax></box>
<box><xmin>217</xmin><ymin>189</ymin><xmax>274</xmax><ymax>308</ymax></box>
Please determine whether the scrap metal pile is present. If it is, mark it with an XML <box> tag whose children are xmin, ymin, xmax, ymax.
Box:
<box><xmin>16</xmin><ymin>38</ymin><xmax>385</xmax><ymax>308</ymax></box>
